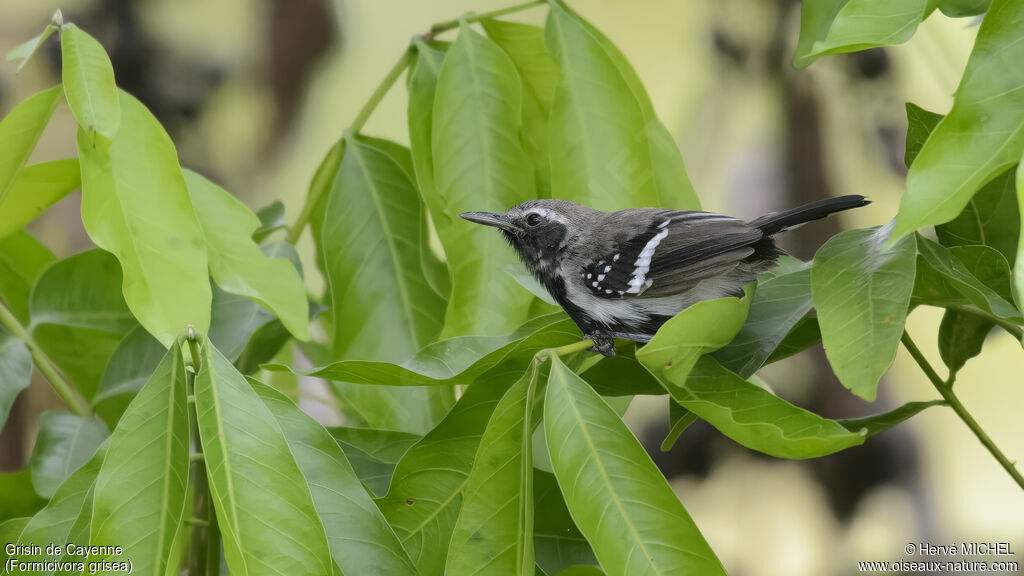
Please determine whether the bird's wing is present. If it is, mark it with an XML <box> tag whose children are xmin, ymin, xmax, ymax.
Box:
<box><xmin>579</xmin><ymin>211</ymin><xmax>763</xmax><ymax>299</ymax></box>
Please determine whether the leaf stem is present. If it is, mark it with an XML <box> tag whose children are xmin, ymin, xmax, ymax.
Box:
<box><xmin>0</xmin><ymin>298</ymin><xmax>90</xmax><ymax>417</ymax></box>
<box><xmin>900</xmin><ymin>331</ymin><xmax>1024</xmax><ymax>491</ymax></box>
<box><xmin>425</xmin><ymin>0</ymin><xmax>546</xmax><ymax>38</ymax></box>
<box><xmin>549</xmin><ymin>339</ymin><xmax>595</xmax><ymax>357</ymax></box>
<box><xmin>285</xmin><ymin>0</ymin><xmax>546</xmax><ymax>244</ymax></box>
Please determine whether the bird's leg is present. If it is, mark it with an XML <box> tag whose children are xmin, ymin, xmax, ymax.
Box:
<box><xmin>585</xmin><ymin>334</ymin><xmax>617</xmax><ymax>357</ymax></box>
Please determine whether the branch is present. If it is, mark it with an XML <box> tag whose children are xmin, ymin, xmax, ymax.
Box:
<box><xmin>0</xmin><ymin>299</ymin><xmax>90</xmax><ymax>417</ymax></box>
<box><xmin>901</xmin><ymin>331</ymin><xmax>1024</xmax><ymax>491</ymax></box>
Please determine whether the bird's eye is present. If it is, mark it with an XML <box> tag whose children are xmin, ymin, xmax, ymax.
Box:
<box><xmin>526</xmin><ymin>213</ymin><xmax>542</xmax><ymax>227</ymax></box>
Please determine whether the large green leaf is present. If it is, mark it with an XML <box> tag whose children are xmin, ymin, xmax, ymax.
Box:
<box><xmin>446</xmin><ymin>362</ymin><xmax>539</xmax><ymax>576</ymax></box>
<box><xmin>277</xmin><ymin>313</ymin><xmax>579</xmax><ymax>387</ymax></box>
<box><xmin>659</xmin><ymin>356</ymin><xmax>866</xmax><ymax>458</ymax></box>
<box><xmin>544</xmin><ymin>356</ymin><xmax>725</xmax><ymax>576</ymax></box>
<box><xmin>92</xmin><ymin>325</ymin><xmax>166</xmax><ymax>428</ymax></box>
<box><xmin>0</xmin><ymin>469</ymin><xmax>46</xmax><ymax>523</ymax></box>
<box><xmin>0</xmin><ymin>159</ymin><xmax>81</xmax><ymax>239</ymax></box>
<box><xmin>432</xmin><ymin>22</ymin><xmax>536</xmax><ymax>337</ymax></box>
<box><xmin>6</xmin><ymin>24</ymin><xmax>58</xmax><ymax>73</ymax></box>
<box><xmin>0</xmin><ymin>231</ymin><xmax>54</xmax><ymax>324</ymax></box>
<box><xmin>207</xmin><ymin>283</ymin><xmax>276</xmax><ymax>362</ymax></box>
<box><xmin>793</xmin><ymin>0</ymin><xmax>927</xmax><ymax>68</ymax></box>
<box><xmin>88</xmin><ymin>340</ymin><xmax>189</xmax><ymax>575</ymax></box>
<box><xmin>407</xmin><ymin>43</ymin><xmax>448</xmax><ymax>236</ymax></box>
<box><xmin>10</xmin><ymin>444</ymin><xmax>106</xmax><ymax>573</ymax></box>
<box><xmin>713</xmin><ymin>264</ymin><xmax>814</xmax><ymax>378</ymax></box>
<box><xmin>904</xmin><ymin>105</ymin><xmax>1020</xmax><ymax>263</ymax></box>
<box><xmin>29</xmin><ymin>249</ymin><xmax>135</xmax><ymax>399</ymax></box>
<box><xmin>544</xmin><ymin>1</ymin><xmax>697</xmax><ymax>212</ymax></box>
<box><xmin>78</xmin><ymin>90</ymin><xmax>210</xmax><ymax>347</ymax></box>
<box><xmin>636</xmin><ymin>289</ymin><xmax>752</xmax><ymax>386</ymax></box>
<box><xmin>0</xmin><ymin>85</ymin><xmax>61</xmax><ymax>211</ymax></box>
<box><xmin>253</xmin><ymin>380</ymin><xmax>420</xmax><ymax>576</ymax></box>
<box><xmin>892</xmin><ymin>0</ymin><xmax>1024</xmax><ymax>240</ymax></box>
<box><xmin>194</xmin><ymin>341</ymin><xmax>335</xmax><ymax>575</ymax></box>
<box><xmin>578</xmin><ymin>343</ymin><xmax>664</xmax><ymax>396</ymax></box>
<box><xmin>60</xmin><ymin>24</ymin><xmax>120</xmax><ymax>137</ymax></box>
<box><xmin>533</xmin><ymin>470</ymin><xmax>597</xmax><ymax>575</ymax></box>
<box><xmin>185</xmin><ymin>170</ymin><xmax>309</xmax><ymax>341</ymax></box>
<box><xmin>765</xmin><ymin>317</ymin><xmax>822</xmax><ymax>364</ymax></box>
<box><xmin>0</xmin><ymin>324</ymin><xmax>31</xmax><ymax>431</ymax></box>
<box><xmin>329</xmin><ymin>427</ymin><xmax>422</xmax><ymax>497</ymax></box>
<box><xmin>29</xmin><ymin>411</ymin><xmax>108</xmax><ymax>499</ymax></box>
<box><xmin>811</xmin><ymin>227</ymin><xmax>917</xmax><ymax>401</ymax></box>
<box><xmin>307</xmin><ymin>138</ymin><xmax>344</xmax><ymax>280</ymax></box>
<box><xmin>482</xmin><ymin>19</ymin><xmax>559</xmax><ymax>197</ymax></box>
<box><xmin>917</xmin><ymin>237</ymin><xmax>1021</xmax><ymax>320</ymax></box>
<box><xmin>322</xmin><ymin>135</ymin><xmax>443</xmax><ymax>359</ymax></box>
<box><xmin>936</xmin><ymin>0</ymin><xmax>992</xmax><ymax>16</ymax></box>
<box><xmin>378</xmin><ymin>375</ymin><xmax>513</xmax><ymax>576</ymax></box>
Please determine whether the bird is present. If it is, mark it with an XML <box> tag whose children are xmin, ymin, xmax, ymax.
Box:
<box><xmin>459</xmin><ymin>196</ymin><xmax>869</xmax><ymax>356</ymax></box>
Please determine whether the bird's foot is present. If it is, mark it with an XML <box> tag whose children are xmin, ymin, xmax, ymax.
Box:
<box><xmin>585</xmin><ymin>335</ymin><xmax>616</xmax><ymax>357</ymax></box>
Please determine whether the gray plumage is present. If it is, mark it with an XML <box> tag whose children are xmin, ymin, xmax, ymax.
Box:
<box><xmin>460</xmin><ymin>196</ymin><xmax>868</xmax><ymax>356</ymax></box>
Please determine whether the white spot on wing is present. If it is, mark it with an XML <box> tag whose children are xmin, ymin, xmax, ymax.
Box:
<box><xmin>604</xmin><ymin>265</ymin><xmax>611</xmax><ymax>273</ymax></box>
<box><xmin>613</xmin><ymin>253</ymin><xmax>620</xmax><ymax>261</ymax></box>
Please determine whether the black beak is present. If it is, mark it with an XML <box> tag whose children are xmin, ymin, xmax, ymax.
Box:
<box><xmin>459</xmin><ymin>211</ymin><xmax>520</xmax><ymax>233</ymax></box>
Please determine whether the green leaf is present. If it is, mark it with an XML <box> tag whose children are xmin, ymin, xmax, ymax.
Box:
<box><xmin>279</xmin><ymin>313</ymin><xmax>579</xmax><ymax>387</ymax></box>
<box><xmin>636</xmin><ymin>288</ymin><xmax>752</xmax><ymax>386</ymax></box>
<box><xmin>1015</xmin><ymin>159</ymin><xmax>1024</xmax><ymax>308</ymax></box>
<box><xmin>446</xmin><ymin>362</ymin><xmax>539</xmax><ymax>576</ymax></box>
<box><xmin>407</xmin><ymin>42</ymin><xmax>448</xmax><ymax>235</ymax></box>
<box><xmin>307</xmin><ymin>138</ymin><xmax>344</xmax><ymax>281</ymax></box>
<box><xmin>892</xmin><ymin>0</ymin><xmax>1024</xmax><ymax>240</ymax></box>
<box><xmin>656</xmin><ymin>356</ymin><xmax>866</xmax><ymax>458</ymax></box>
<box><xmin>811</xmin><ymin>226</ymin><xmax>917</xmax><ymax>401</ymax></box>
<box><xmin>482</xmin><ymin>19</ymin><xmax>559</xmax><ymax>197</ymax></box>
<box><xmin>544</xmin><ymin>1</ymin><xmax>698</xmax><ymax>212</ymax></box>
<box><xmin>92</xmin><ymin>325</ymin><xmax>166</xmax><ymax>427</ymax></box>
<box><xmin>765</xmin><ymin>317</ymin><xmax>822</xmax><ymax>364</ymax></box>
<box><xmin>0</xmin><ymin>159</ymin><xmax>81</xmax><ymax>239</ymax></box>
<box><xmin>936</xmin><ymin>0</ymin><xmax>991</xmax><ymax>17</ymax></box>
<box><xmin>88</xmin><ymin>340</ymin><xmax>189</xmax><ymax>574</ymax></box>
<box><xmin>917</xmin><ymin>237</ymin><xmax>1021</xmax><ymax>320</ymax></box>
<box><xmin>29</xmin><ymin>249</ymin><xmax>136</xmax><ymax>399</ymax></box>
<box><xmin>378</xmin><ymin>375</ymin><xmax>514</xmax><ymax>576</ymax></box>
<box><xmin>60</xmin><ymin>24</ymin><xmax>120</xmax><ymax>137</ymax></box>
<box><xmin>939</xmin><ymin>309</ymin><xmax>995</xmax><ymax>374</ymax></box>
<box><xmin>253</xmin><ymin>380</ymin><xmax>420</xmax><ymax>576</ymax></box>
<box><xmin>432</xmin><ymin>22</ymin><xmax>536</xmax><ymax>337</ymax></box>
<box><xmin>207</xmin><ymin>283</ymin><xmax>275</xmax><ymax>362</ymax></box>
<box><xmin>185</xmin><ymin>170</ymin><xmax>309</xmax><ymax>341</ymax></box>
<box><xmin>661</xmin><ymin>401</ymin><xmax>698</xmax><ymax>452</ymax></box>
<box><xmin>322</xmin><ymin>135</ymin><xmax>444</xmax><ymax>359</ymax></box>
<box><xmin>6</xmin><ymin>24</ymin><xmax>58</xmax><ymax>73</ymax></box>
<box><xmin>0</xmin><ymin>469</ymin><xmax>47</xmax><ymax>520</ymax></box>
<box><xmin>533</xmin><ymin>470</ymin><xmax>597</xmax><ymax>575</ymax></box>
<box><xmin>904</xmin><ymin>103</ymin><xmax>943</xmax><ymax>168</ymax></box>
<box><xmin>838</xmin><ymin>400</ymin><xmax>946</xmax><ymax>437</ymax></box>
<box><xmin>0</xmin><ymin>231</ymin><xmax>54</xmax><ymax>324</ymax></box>
<box><xmin>936</xmin><ymin>167</ymin><xmax>1020</xmax><ymax>264</ymax></box>
<box><xmin>0</xmin><ymin>324</ymin><xmax>31</xmax><ymax>430</ymax></box>
<box><xmin>78</xmin><ymin>91</ymin><xmax>211</xmax><ymax>347</ymax></box>
<box><xmin>194</xmin><ymin>341</ymin><xmax>335</xmax><ymax>575</ymax></box>
<box><xmin>714</xmin><ymin>264</ymin><xmax>813</xmax><ymax>378</ymax></box>
<box><xmin>29</xmin><ymin>411</ymin><xmax>108</xmax><ymax>499</ymax></box>
<box><xmin>544</xmin><ymin>355</ymin><xmax>725</xmax><ymax>576</ymax></box>
<box><xmin>253</xmin><ymin>200</ymin><xmax>286</xmax><ymax>242</ymax></box>
<box><xmin>544</xmin><ymin>0</ymin><xmax>704</xmax><ymax>211</ymax></box>
<box><xmin>0</xmin><ymin>85</ymin><xmax>62</xmax><ymax>210</ymax></box>
<box><xmin>11</xmin><ymin>443</ymin><xmax>106</xmax><ymax>571</ymax></box>
<box><xmin>794</xmin><ymin>0</ymin><xmax>927</xmax><ymax>68</ymax></box>
<box><xmin>578</xmin><ymin>343</ymin><xmax>664</xmax><ymax>396</ymax></box>
<box><xmin>329</xmin><ymin>427</ymin><xmax>422</xmax><ymax>497</ymax></box>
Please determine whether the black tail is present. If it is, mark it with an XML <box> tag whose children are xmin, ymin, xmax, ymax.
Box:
<box><xmin>748</xmin><ymin>195</ymin><xmax>870</xmax><ymax>235</ymax></box>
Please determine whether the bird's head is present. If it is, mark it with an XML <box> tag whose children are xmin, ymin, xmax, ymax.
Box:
<box><xmin>459</xmin><ymin>199</ymin><xmax>596</xmax><ymax>272</ymax></box>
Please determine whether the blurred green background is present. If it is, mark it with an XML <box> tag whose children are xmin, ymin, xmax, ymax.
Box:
<box><xmin>1</xmin><ymin>1</ymin><xmax>1021</xmax><ymax>574</ymax></box>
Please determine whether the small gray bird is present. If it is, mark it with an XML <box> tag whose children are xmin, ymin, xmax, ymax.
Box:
<box><xmin>460</xmin><ymin>196</ymin><xmax>868</xmax><ymax>356</ymax></box>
